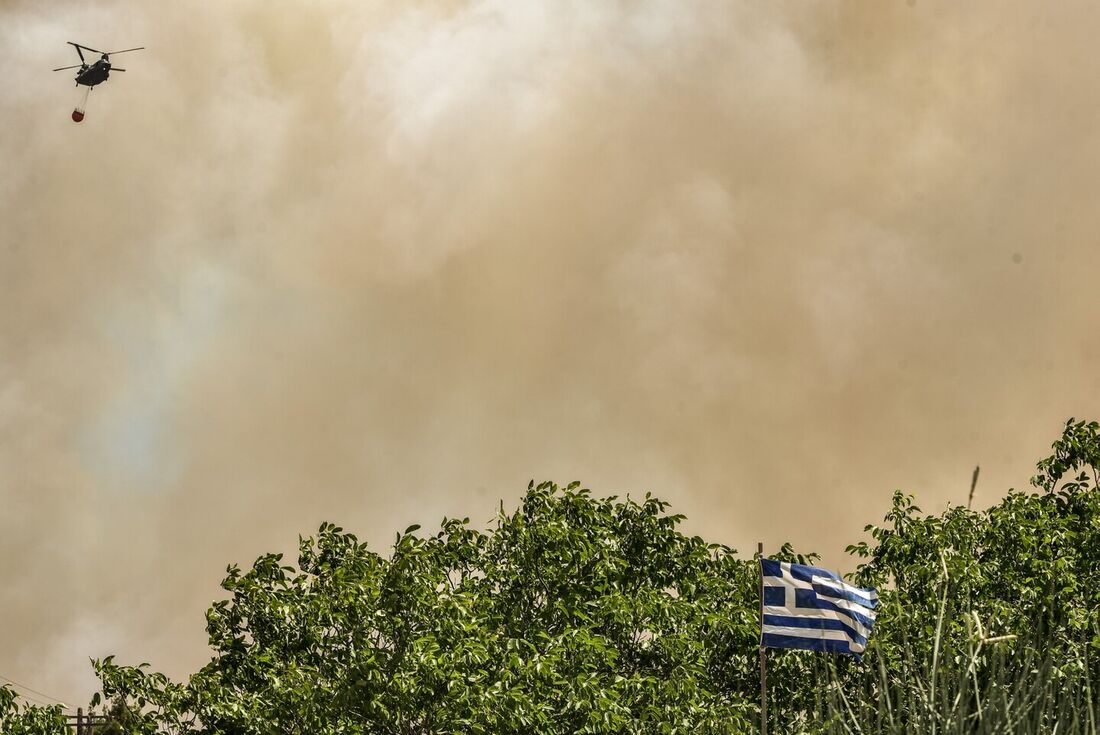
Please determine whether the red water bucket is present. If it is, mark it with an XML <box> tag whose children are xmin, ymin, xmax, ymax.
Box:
<box><xmin>72</xmin><ymin>109</ymin><xmax>85</xmax><ymax>123</ymax></box>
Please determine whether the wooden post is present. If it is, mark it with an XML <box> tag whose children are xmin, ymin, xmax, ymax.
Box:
<box><xmin>76</xmin><ymin>707</ymin><xmax>83</xmax><ymax>735</ymax></box>
<box><xmin>758</xmin><ymin>541</ymin><xmax>767</xmax><ymax>735</ymax></box>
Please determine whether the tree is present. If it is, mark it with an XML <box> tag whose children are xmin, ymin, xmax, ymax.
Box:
<box><xmin>0</xmin><ymin>688</ymin><xmax>65</xmax><ymax>735</ymax></box>
<box><xmin>90</xmin><ymin>698</ymin><xmax>143</xmax><ymax>735</ymax></box>
<box><xmin>7</xmin><ymin>418</ymin><xmax>1100</xmax><ymax>733</ymax></box>
<box><xmin>838</xmin><ymin>417</ymin><xmax>1100</xmax><ymax>731</ymax></box>
<box><xmin>94</xmin><ymin>484</ymin><xmax>760</xmax><ymax>734</ymax></box>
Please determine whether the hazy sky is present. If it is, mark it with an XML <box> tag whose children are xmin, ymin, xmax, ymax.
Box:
<box><xmin>2</xmin><ymin>0</ymin><xmax>1098</xmax><ymax>707</ymax></box>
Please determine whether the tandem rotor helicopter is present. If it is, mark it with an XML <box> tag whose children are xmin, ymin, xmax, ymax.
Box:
<box><xmin>53</xmin><ymin>42</ymin><xmax>144</xmax><ymax>122</ymax></box>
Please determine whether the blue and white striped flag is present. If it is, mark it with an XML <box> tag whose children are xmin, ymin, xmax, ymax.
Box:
<box><xmin>760</xmin><ymin>558</ymin><xmax>878</xmax><ymax>657</ymax></box>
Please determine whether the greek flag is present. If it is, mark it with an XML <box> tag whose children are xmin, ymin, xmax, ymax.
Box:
<box><xmin>760</xmin><ymin>559</ymin><xmax>878</xmax><ymax>657</ymax></box>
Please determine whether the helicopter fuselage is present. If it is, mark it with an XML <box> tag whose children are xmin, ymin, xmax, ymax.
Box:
<box><xmin>74</xmin><ymin>60</ymin><xmax>111</xmax><ymax>87</ymax></box>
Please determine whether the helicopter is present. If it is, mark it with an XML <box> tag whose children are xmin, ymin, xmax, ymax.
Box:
<box><xmin>53</xmin><ymin>42</ymin><xmax>143</xmax><ymax>122</ymax></box>
<box><xmin>53</xmin><ymin>42</ymin><xmax>144</xmax><ymax>88</ymax></box>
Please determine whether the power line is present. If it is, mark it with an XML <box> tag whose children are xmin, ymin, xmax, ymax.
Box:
<box><xmin>9</xmin><ymin>690</ymin><xmax>56</xmax><ymax>708</ymax></box>
<box><xmin>1</xmin><ymin>684</ymin><xmax>57</xmax><ymax>708</ymax></box>
<box><xmin>0</xmin><ymin>673</ymin><xmax>69</xmax><ymax>708</ymax></box>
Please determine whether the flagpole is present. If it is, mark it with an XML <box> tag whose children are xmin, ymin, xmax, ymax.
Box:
<box><xmin>758</xmin><ymin>541</ymin><xmax>767</xmax><ymax>735</ymax></box>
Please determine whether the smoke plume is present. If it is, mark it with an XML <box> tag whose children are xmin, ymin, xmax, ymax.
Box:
<box><xmin>1</xmin><ymin>0</ymin><xmax>1098</xmax><ymax>704</ymax></box>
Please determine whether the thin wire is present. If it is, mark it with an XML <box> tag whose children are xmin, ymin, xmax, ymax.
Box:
<box><xmin>0</xmin><ymin>674</ymin><xmax>69</xmax><ymax>707</ymax></box>
<box><xmin>1</xmin><ymin>685</ymin><xmax>57</xmax><ymax>708</ymax></box>
<box><xmin>11</xmin><ymin>691</ymin><xmax>56</xmax><ymax>708</ymax></box>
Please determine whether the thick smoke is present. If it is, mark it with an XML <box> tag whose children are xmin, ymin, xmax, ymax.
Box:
<box><xmin>1</xmin><ymin>0</ymin><xmax>1098</xmax><ymax>704</ymax></box>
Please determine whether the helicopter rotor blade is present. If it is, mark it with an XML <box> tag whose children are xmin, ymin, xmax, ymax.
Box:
<box><xmin>68</xmin><ymin>41</ymin><xmax>103</xmax><ymax>56</ymax></box>
<box><xmin>53</xmin><ymin>65</ymin><xmax>83</xmax><ymax>71</ymax></box>
<box><xmin>111</xmin><ymin>67</ymin><xmax>126</xmax><ymax>72</ymax></box>
<box><xmin>105</xmin><ymin>47</ymin><xmax>144</xmax><ymax>55</ymax></box>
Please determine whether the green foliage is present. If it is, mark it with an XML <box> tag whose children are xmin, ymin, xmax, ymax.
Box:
<box><xmin>8</xmin><ymin>419</ymin><xmax>1100</xmax><ymax>734</ymax></box>
<box><xmin>94</xmin><ymin>483</ymin><xmax>758</xmax><ymax>734</ymax></box>
<box><xmin>835</xmin><ymin>418</ymin><xmax>1100</xmax><ymax>733</ymax></box>
<box><xmin>1032</xmin><ymin>418</ymin><xmax>1100</xmax><ymax>493</ymax></box>
<box><xmin>89</xmin><ymin>698</ymin><xmax>144</xmax><ymax>735</ymax></box>
<box><xmin>0</xmin><ymin>687</ymin><xmax>66</xmax><ymax>735</ymax></box>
